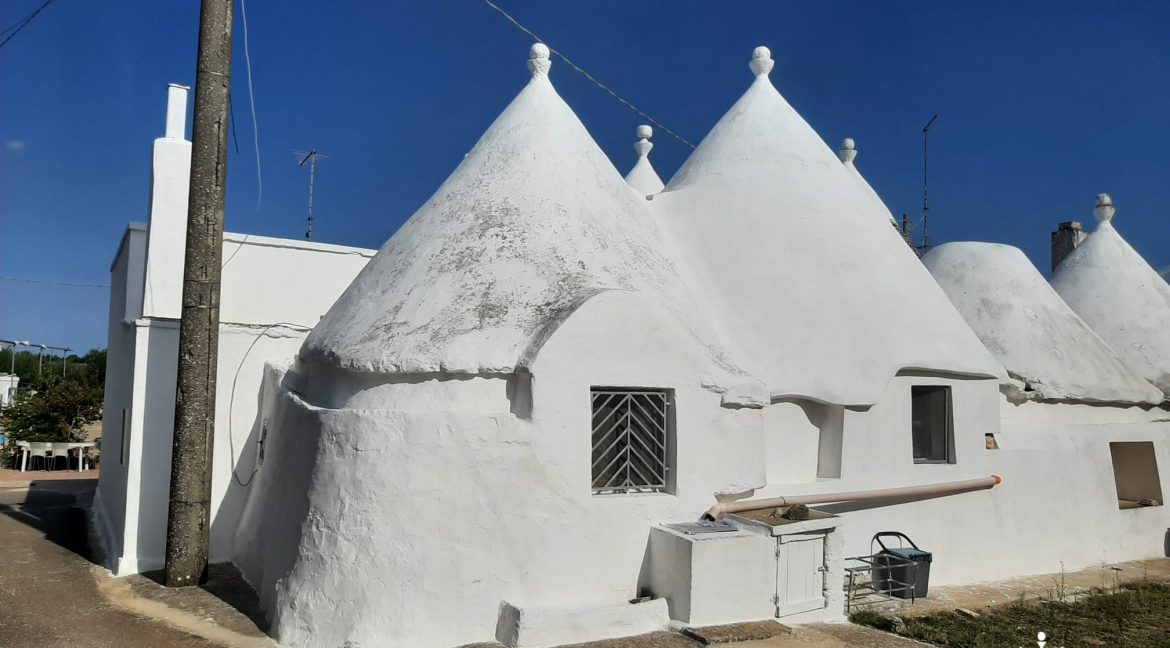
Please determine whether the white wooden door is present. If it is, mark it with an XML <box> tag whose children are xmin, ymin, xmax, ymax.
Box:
<box><xmin>775</xmin><ymin>532</ymin><xmax>827</xmax><ymax>617</ymax></box>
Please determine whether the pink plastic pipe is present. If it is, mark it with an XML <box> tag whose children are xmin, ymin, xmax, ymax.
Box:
<box><xmin>706</xmin><ymin>475</ymin><xmax>1002</xmax><ymax>520</ymax></box>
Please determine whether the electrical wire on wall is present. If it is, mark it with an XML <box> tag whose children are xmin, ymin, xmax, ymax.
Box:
<box><xmin>227</xmin><ymin>321</ymin><xmax>312</xmax><ymax>487</ymax></box>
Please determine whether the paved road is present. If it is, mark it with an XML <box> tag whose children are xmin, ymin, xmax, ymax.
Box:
<box><xmin>0</xmin><ymin>480</ymin><xmax>220</xmax><ymax>648</ymax></box>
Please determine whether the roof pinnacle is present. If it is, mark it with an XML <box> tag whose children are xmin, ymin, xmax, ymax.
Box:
<box><xmin>528</xmin><ymin>42</ymin><xmax>551</xmax><ymax>77</ymax></box>
<box><xmin>750</xmin><ymin>46</ymin><xmax>774</xmax><ymax>77</ymax></box>
<box><xmin>634</xmin><ymin>125</ymin><xmax>653</xmax><ymax>157</ymax></box>
<box><xmin>1094</xmin><ymin>193</ymin><xmax>1115</xmax><ymax>224</ymax></box>
<box><xmin>838</xmin><ymin>138</ymin><xmax>857</xmax><ymax>164</ymax></box>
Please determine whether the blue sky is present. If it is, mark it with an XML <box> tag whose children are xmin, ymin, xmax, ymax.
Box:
<box><xmin>2</xmin><ymin>0</ymin><xmax>1168</xmax><ymax>353</ymax></box>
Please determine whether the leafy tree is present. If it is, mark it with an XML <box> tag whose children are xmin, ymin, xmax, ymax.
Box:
<box><xmin>0</xmin><ymin>346</ymin><xmax>106</xmax><ymax>392</ymax></box>
<box><xmin>1</xmin><ymin>376</ymin><xmax>103</xmax><ymax>443</ymax></box>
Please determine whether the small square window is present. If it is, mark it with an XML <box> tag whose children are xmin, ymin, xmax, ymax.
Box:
<box><xmin>911</xmin><ymin>386</ymin><xmax>954</xmax><ymax>464</ymax></box>
<box><xmin>591</xmin><ymin>388</ymin><xmax>673</xmax><ymax>494</ymax></box>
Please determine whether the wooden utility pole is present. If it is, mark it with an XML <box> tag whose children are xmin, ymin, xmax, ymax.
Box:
<box><xmin>165</xmin><ymin>0</ymin><xmax>234</xmax><ymax>588</ymax></box>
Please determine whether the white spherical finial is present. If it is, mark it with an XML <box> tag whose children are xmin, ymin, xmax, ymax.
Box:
<box><xmin>1093</xmin><ymin>192</ymin><xmax>1115</xmax><ymax>223</ymax></box>
<box><xmin>750</xmin><ymin>46</ymin><xmax>774</xmax><ymax>77</ymax></box>
<box><xmin>634</xmin><ymin>125</ymin><xmax>653</xmax><ymax>157</ymax></box>
<box><xmin>838</xmin><ymin>137</ymin><xmax>857</xmax><ymax>163</ymax></box>
<box><xmin>528</xmin><ymin>43</ymin><xmax>551</xmax><ymax>77</ymax></box>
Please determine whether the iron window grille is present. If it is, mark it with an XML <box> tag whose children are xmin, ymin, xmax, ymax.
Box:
<box><xmin>591</xmin><ymin>388</ymin><xmax>672</xmax><ymax>494</ymax></box>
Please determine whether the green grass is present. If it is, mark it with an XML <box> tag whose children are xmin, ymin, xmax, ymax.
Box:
<box><xmin>851</xmin><ymin>581</ymin><xmax>1170</xmax><ymax>648</ymax></box>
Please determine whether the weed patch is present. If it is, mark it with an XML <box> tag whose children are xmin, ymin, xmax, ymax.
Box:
<box><xmin>850</xmin><ymin>581</ymin><xmax>1170</xmax><ymax>647</ymax></box>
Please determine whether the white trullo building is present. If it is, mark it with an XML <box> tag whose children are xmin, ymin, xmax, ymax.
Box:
<box><xmin>95</xmin><ymin>44</ymin><xmax>1169</xmax><ymax>648</ymax></box>
<box><xmin>224</xmin><ymin>44</ymin><xmax>1170</xmax><ymax>647</ymax></box>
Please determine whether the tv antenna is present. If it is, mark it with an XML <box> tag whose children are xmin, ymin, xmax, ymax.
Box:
<box><xmin>294</xmin><ymin>149</ymin><xmax>328</xmax><ymax>239</ymax></box>
<box><xmin>921</xmin><ymin>114</ymin><xmax>939</xmax><ymax>253</ymax></box>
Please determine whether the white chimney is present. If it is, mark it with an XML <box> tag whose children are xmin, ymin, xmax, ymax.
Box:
<box><xmin>164</xmin><ymin>84</ymin><xmax>190</xmax><ymax>140</ymax></box>
<box><xmin>141</xmin><ymin>83</ymin><xmax>194</xmax><ymax>319</ymax></box>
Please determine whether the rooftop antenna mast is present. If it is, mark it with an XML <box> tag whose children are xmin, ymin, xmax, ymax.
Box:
<box><xmin>921</xmin><ymin>114</ymin><xmax>939</xmax><ymax>253</ymax></box>
<box><xmin>295</xmin><ymin>149</ymin><xmax>327</xmax><ymax>240</ymax></box>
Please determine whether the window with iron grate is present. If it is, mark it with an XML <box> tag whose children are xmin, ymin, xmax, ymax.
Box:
<box><xmin>590</xmin><ymin>388</ymin><xmax>674</xmax><ymax>494</ymax></box>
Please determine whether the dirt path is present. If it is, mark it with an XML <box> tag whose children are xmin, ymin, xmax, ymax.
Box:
<box><xmin>0</xmin><ymin>480</ymin><xmax>221</xmax><ymax>648</ymax></box>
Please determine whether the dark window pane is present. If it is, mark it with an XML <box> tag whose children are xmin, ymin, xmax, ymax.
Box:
<box><xmin>911</xmin><ymin>386</ymin><xmax>950</xmax><ymax>462</ymax></box>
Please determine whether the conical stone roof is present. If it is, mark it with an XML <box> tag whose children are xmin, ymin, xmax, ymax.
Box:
<box><xmin>1051</xmin><ymin>194</ymin><xmax>1170</xmax><ymax>396</ymax></box>
<box><xmin>302</xmin><ymin>44</ymin><xmax>760</xmax><ymax>402</ymax></box>
<box><xmin>924</xmin><ymin>242</ymin><xmax>1163</xmax><ymax>404</ymax></box>
<box><xmin>655</xmin><ymin>47</ymin><xmax>1003</xmax><ymax>405</ymax></box>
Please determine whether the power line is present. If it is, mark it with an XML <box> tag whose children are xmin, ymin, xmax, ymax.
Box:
<box><xmin>0</xmin><ymin>0</ymin><xmax>55</xmax><ymax>50</ymax></box>
<box><xmin>479</xmin><ymin>0</ymin><xmax>696</xmax><ymax>149</ymax></box>
<box><xmin>1</xmin><ymin>0</ymin><xmax>53</xmax><ymax>35</ymax></box>
<box><xmin>220</xmin><ymin>0</ymin><xmax>262</xmax><ymax>269</ymax></box>
<box><xmin>239</xmin><ymin>0</ymin><xmax>263</xmax><ymax>211</ymax></box>
<box><xmin>0</xmin><ymin>276</ymin><xmax>109</xmax><ymax>288</ymax></box>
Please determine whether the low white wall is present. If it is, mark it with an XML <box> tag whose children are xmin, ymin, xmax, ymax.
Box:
<box><xmin>645</xmin><ymin>526</ymin><xmax>774</xmax><ymax>626</ymax></box>
<box><xmin>496</xmin><ymin>598</ymin><xmax>669</xmax><ymax>648</ymax></box>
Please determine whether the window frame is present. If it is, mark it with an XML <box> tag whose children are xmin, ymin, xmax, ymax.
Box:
<box><xmin>910</xmin><ymin>385</ymin><xmax>955</xmax><ymax>465</ymax></box>
<box><xmin>590</xmin><ymin>387</ymin><xmax>676</xmax><ymax>495</ymax></box>
<box><xmin>1108</xmin><ymin>441</ymin><xmax>1164</xmax><ymax>509</ymax></box>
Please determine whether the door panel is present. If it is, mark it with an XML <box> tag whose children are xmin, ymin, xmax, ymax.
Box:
<box><xmin>775</xmin><ymin>532</ymin><xmax>827</xmax><ymax>617</ymax></box>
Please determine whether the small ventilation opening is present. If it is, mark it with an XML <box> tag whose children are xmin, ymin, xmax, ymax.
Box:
<box><xmin>1109</xmin><ymin>441</ymin><xmax>1163</xmax><ymax>509</ymax></box>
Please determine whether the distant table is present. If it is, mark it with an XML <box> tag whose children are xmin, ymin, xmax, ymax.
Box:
<box><xmin>15</xmin><ymin>441</ymin><xmax>97</xmax><ymax>472</ymax></box>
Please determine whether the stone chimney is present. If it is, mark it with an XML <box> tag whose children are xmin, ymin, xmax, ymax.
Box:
<box><xmin>1051</xmin><ymin>220</ymin><xmax>1087</xmax><ymax>272</ymax></box>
